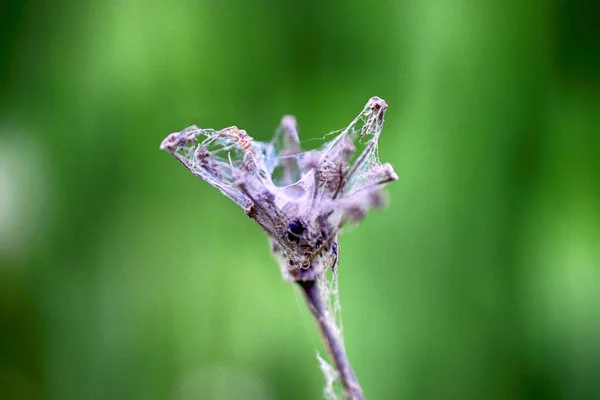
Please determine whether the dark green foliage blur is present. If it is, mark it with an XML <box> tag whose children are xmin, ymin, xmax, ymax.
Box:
<box><xmin>1</xmin><ymin>1</ymin><xmax>599</xmax><ymax>399</ymax></box>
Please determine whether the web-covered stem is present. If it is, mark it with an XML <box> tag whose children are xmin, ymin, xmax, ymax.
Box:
<box><xmin>160</xmin><ymin>96</ymin><xmax>398</xmax><ymax>400</ymax></box>
<box><xmin>298</xmin><ymin>279</ymin><xmax>364</xmax><ymax>400</ymax></box>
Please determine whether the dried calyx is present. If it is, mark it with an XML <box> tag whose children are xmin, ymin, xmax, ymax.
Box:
<box><xmin>161</xmin><ymin>97</ymin><xmax>397</xmax><ymax>400</ymax></box>
<box><xmin>160</xmin><ymin>96</ymin><xmax>397</xmax><ymax>282</ymax></box>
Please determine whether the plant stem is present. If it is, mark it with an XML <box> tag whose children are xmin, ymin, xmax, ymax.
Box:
<box><xmin>297</xmin><ymin>280</ymin><xmax>365</xmax><ymax>400</ymax></box>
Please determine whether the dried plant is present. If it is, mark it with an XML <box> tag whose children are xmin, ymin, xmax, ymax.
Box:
<box><xmin>160</xmin><ymin>97</ymin><xmax>397</xmax><ymax>399</ymax></box>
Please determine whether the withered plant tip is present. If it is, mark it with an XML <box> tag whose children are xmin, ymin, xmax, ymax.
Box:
<box><xmin>161</xmin><ymin>96</ymin><xmax>398</xmax><ymax>400</ymax></box>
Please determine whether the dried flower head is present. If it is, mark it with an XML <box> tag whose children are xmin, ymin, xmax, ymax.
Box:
<box><xmin>160</xmin><ymin>96</ymin><xmax>397</xmax><ymax>282</ymax></box>
<box><xmin>160</xmin><ymin>96</ymin><xmax>397</xmax><ymax>399</ymax></box>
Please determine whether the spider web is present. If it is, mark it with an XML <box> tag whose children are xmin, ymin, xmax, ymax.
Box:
<box><xmin>161</xmin><ymin>97</ymin><xmax>394</xmax><ymax>399</ymax></box>
<box><xmin>316</xmin><ymin>268</ymin><xmax>345</xmax><ymax>400</ymax></box>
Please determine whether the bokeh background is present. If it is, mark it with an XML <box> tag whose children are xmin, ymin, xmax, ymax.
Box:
<box><xmin>1</xmin><ymin>1</ymin><xmax>599</xmax><ymax>399</ymax></box>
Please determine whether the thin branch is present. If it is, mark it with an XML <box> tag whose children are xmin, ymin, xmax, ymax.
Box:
<box><xmin>297</xmin><ymin>280</ymin><xmax>365</xmax><ymax>400</ymax></box>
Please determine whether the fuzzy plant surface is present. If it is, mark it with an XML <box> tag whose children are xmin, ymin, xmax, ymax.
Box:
<box><xmin>160</xmin><ymin>96</ymin><xmax>397</xmax><ymax>400</ymax></box>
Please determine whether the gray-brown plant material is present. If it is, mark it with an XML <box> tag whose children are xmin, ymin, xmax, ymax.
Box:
<box><xmin>161</xmin><ymin>96</ymin><xmax>397</xmax><ymax>400</ymax></box>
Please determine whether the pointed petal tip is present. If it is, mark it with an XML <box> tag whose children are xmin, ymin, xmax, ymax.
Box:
<box><xmin>367</xmin><ymin>96</ymin><xmax>388</xmax><ymax>111</ymax></box>
<box><xmin>159</xmin><ymin>132</ymin><xmax>178</xmax><ymax>151</ymax></box>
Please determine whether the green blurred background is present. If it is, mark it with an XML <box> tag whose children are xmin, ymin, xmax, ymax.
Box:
<box><xmin>1</xmin><ymin>1</ymin><xmax>599</xmax><ymax>399</ymax></box>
